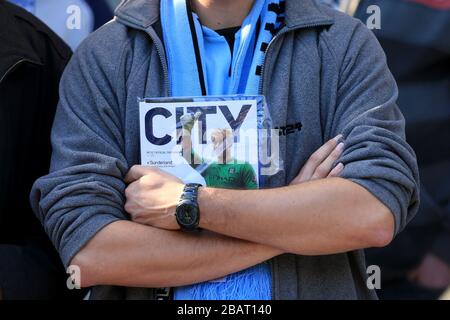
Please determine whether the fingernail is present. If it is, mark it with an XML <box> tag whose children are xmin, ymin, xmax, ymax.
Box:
<box><xmin>334</xmin><ymin>134</ymin><xmax>343</xmax><ymax>141</ymax></box>
<box><xmin>336</xmin><ymin>142</ymin><xmax>345</xmax><ymax>152</ymax></box>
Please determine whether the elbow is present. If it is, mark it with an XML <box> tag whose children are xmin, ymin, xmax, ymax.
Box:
<box><xmin>361</xmin><ymin>205</ymin><xmax>395</xmax><ymax>248</ymax></box>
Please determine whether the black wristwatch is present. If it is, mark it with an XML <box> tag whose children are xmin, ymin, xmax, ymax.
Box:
<box><xmin>175</xmin><ymin>183</ymin><xmax>202</xmax><ymax>231</ymax></box>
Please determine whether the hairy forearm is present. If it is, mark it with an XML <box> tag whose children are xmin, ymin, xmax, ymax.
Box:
<box><xmin>199</xmin><ymin>177</ymin><xmax>394</xmax><ymax>255</ymax></box>
<box><xmin>72</xmin><ymin>220</ymin><xmax>281</xmax><ymax>288</ymax></box>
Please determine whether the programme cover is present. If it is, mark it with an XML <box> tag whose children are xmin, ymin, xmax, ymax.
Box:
<box><xmin>139</xmin><ymin>95</ymin><xmax>267</xmax><ymax>189</ymax></box>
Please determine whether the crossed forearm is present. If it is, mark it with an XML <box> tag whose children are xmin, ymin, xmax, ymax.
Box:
<box><xmin>198</xmin><ymin>177</ymin><xmax>394</xmax><ymax>255</ymax></box>
<box><xmin>72</xmin><ymin>220</ymin><xmax>281</xmax><ymax>288</ymax></box>
<box><xmin>79</xmin><ymin>139</ymin><xmax>392</xmax><ymax>288</ymax></box>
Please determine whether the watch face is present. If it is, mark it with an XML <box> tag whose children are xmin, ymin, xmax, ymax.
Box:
<box><xmin>176</xmin><ymin>200</ymin><xmax>199</xmax><ymax>230</ymax></box>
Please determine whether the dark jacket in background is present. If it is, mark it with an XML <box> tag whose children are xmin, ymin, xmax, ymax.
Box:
<box><xmin>0</xmin><ymin>1</ymin><xmax>74</xmax><ymax>299</ymax></box>
<box><xmin>354</xmin><ymin>0</ymin><xmax>450</xmax><ymax>296</ymax></box>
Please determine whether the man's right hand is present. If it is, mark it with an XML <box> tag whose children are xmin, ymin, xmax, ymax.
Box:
<box><xmin>290</xmin><ymin>135</ymin><xmax>345</xmax><ymax>185</ymax></box>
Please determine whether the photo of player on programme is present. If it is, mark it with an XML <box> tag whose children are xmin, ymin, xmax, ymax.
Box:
<box><xmin>180</xmin><ymin>112</ymin><xmax>258</xmax><ymax>190</ymax></box>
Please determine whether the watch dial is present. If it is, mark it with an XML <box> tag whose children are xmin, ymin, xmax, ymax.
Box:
<box><xmin>177</xmin><ymin>202</ymin><xmax>199</xmax><ymax>229</ymax></box>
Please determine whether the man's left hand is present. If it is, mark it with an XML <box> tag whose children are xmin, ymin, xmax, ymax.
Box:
<box><xmin>124</xmin><ymin>166</ymin><xmax>184</xmax><ymax>230</ymax></box>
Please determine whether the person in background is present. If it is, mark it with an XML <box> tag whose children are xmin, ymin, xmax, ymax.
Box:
<box><xmin>0</xmin><ymin>1</ymin><xmax>78</xmax><ymax>299</ymax></box>
<box><xmin>8</xmin><ymin>0</ymin><xmax>113</xmax><ymax>50</ymax></box>
<box><xmin>323</xmin><ymin>0</ymin><xmax>450</xmax><ymax>300</ymax></box>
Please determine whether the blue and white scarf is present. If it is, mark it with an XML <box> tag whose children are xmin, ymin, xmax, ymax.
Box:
<box><xmin>161</xmin><ymin>0</ymin><xmax>285</xmax><ymax>300</ymax></box>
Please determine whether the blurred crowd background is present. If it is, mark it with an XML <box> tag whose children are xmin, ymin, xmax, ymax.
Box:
<box><xmin>1</xmin><ymin>0</ymin><xmax>448</xmax><ymax>300</ymax></box>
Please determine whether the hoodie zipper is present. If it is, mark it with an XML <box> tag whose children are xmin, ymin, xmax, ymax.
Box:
<box><xmin>146</xmin><ymin>27</ymin><xmax>171</xmax><ymax>97</ymax></box>
<box><xmin>257</xmin><ymin>28</ymin><xmax>285</xmax><ymax>95</ymax></box>
<box><xmin>0</xmin><ymin>59</ymin><xmax>39</xmax><ymax>86</ymax></box>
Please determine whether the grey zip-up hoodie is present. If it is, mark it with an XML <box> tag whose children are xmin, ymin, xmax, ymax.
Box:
<box><xmin>30</xmin><ymin>0</ymin><xmax>420</xmax><ymax>299</ymax></box>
